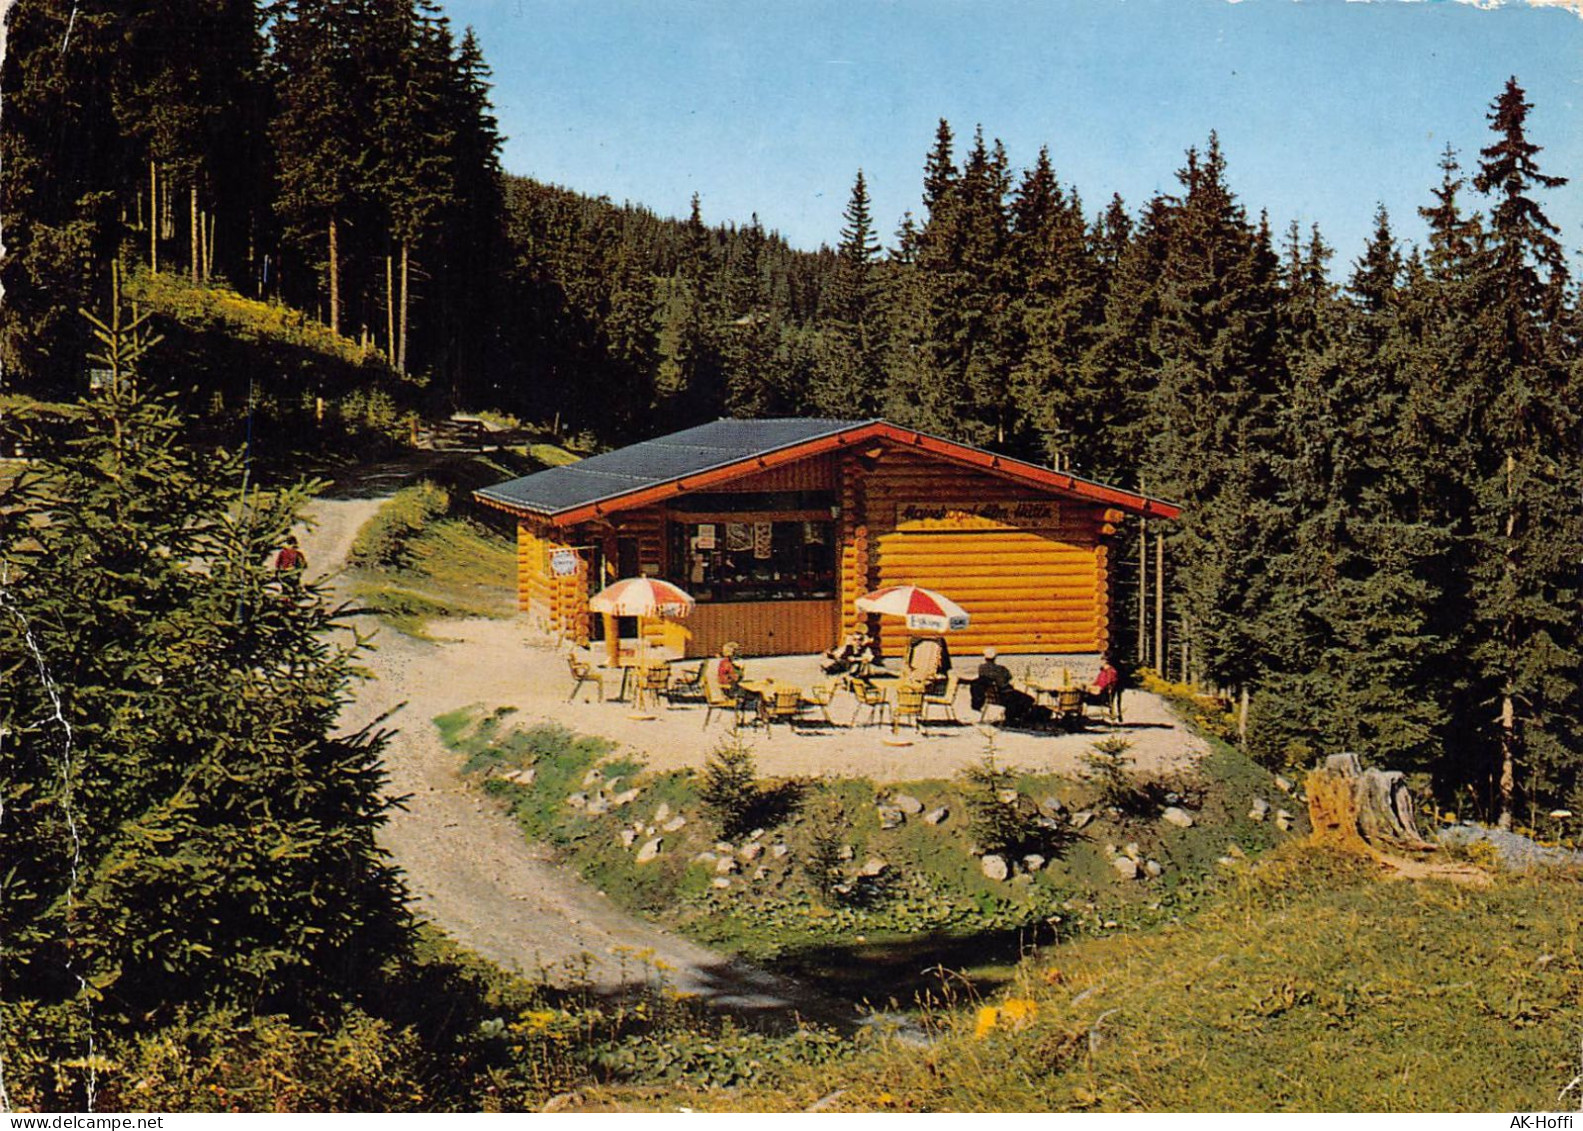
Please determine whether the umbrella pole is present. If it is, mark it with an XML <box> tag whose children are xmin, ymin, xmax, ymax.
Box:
<box><xmin>604</xmin><ymin>612</ymin><xmax>620</xmax><ymax>669</ymax></box>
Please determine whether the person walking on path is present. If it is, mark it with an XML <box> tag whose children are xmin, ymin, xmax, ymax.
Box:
<box><xmin>275</xmin><ymin>534</ymin><xmax>307</xmax><ymax>589</ymax></box>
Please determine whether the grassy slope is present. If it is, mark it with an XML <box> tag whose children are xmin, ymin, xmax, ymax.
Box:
<box><xmin>437</xmin><ymin>706</ymin><xmax>1306</xmax><ymax>1009</ymax></box>
<box><xmin>591</xmin><ymin>847</ymin><xmax>1583</xmax><ymax>1112</ymax></box>
<box><xmin>436</xmin><ymin>702</ymin><xmax>1583</xmax><ymax>1112</ymax></box>
<box><xmin>348</xmin><ymin>449</ymin><xmax>573</xmax><ymax>637</ymax></box>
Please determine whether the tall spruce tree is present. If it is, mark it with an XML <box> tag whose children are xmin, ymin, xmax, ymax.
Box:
<box><xmin>1146</xmin><ymin>137</ymin><xmax>1283</xmax><ymax>691</ymax></box>
<box><xmin>0</xmin><ymin>301</ymin><xmax>404</xmax><ymax>1086</ymax></box>
<box><xmin>1461</xmin><ymin>78</ymin><xmax>1583</xmax><ymax>825</ymax></box>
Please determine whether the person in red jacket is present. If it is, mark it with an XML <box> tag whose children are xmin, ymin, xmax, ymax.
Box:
<box><xmin>1086</xmin><ymin>655</ymin><xmax>1123</xmax><ymax>722</ymax></box>
<box><xmin>275</xmin><ymin>535</ymin><xmax>307</xmax><ymax>589</ymax></box>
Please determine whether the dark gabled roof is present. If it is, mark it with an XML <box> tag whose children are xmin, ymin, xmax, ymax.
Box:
<box><xmin>475</xmin><ymin>418</ymin><xmax>869</xmax><ymax>517</ymax></box>
<box><xmin>475</xmin><ymin>417</ymin><xmax>1181</xmax><ymax>523</ymax></box>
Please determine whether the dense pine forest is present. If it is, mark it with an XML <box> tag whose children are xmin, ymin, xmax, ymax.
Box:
<box><xmin>2</xmin><ymin>0</ymin><xmax>1581</xmax><ymax>1110</ymax></box>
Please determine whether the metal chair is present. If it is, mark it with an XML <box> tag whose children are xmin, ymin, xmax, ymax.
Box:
<box><xmin>765</xmin><ymin>686</ymin><xmax>803</xmax><ymax>730</ymax></box>
<box><xmin>923</xmin><ymin>671</ymin><xmax>960</xmax><ymax>724</ymax></box>
<box><xmin>850</xmin><ymin>679</ymin><xmax>890</xmax><ymax>728</ymax></box>
<box><xmin>566</xmin><ymin>655</ymin><xmax>605</xmax><ymax>703</ymax></box>
<box><xmin>636</xmin><ymin>663</ymin><xmax>670</xmax><ymax>710</ymax></box>
<box><xmin>892</xmin><ymin>683</ymin><xmax>926</xmax><ymax>733</ymax></box>
<box><xmin>798</xmin><ymin>682</ymin><xmax>838</xmax><ymax>726</ymax></box>
<box><xmin>704</xmin><ymin>679</ymin><xmax>754</xmax><ymax>730</ymax></box>
<box><xmin>664</xmin><ymin>661</ymin><xmax>707</xmax><ymax>707</ymax></box>
<box><xmin>1054</xmin><ymin>687</ymin><xmax>1086</xmax><ymax>730</ymax></box>
<box><xmin>976</xmin><ymin>680</ymin><xmax>1006</xmax><ymax>726</ymax></box>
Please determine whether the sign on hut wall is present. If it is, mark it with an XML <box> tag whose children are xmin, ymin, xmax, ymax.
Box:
<box><xmin>549</xmin><ymin>549</ymin><xmax>580</xmax><ymax>577</ymax></box>
<box><xmin>896</xmin><ymin>501</ymin><xmax>1063</xmax><ymax>531</ymax></box>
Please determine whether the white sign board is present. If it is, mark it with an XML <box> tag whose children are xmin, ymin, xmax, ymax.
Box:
<box><xmin>549</xmin><ymin>549</ymin><xmax>579</xmax><ymax>577</ymax></box>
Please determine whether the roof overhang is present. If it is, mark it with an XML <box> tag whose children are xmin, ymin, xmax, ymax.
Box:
<box><xmin>475</xmin><ymin>420</ymin><xmax>1181</xmax><ymax>525</ymax></box>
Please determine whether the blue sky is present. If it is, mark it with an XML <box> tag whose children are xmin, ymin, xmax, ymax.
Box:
<box><xmin>438</xmin><ymin>0</ymin><xmax>1583</xmax><ymax>270</ymax></box>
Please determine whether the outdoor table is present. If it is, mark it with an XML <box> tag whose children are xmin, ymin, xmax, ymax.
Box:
<box><xmin>599</xmin><ymin>659</ymin><xmax>645</xmax><ymax>702</ymax></box>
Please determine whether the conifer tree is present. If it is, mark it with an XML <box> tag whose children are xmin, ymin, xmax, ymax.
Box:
<box><xmin>1461</xmin><ymin>78</ymin><xmax>1583</xmax><ymax>825</ymax></box>
<box><xmin>0</xmin><ymin>299</ymin><xmax>404</xmax><ymax>1066</ymax></box>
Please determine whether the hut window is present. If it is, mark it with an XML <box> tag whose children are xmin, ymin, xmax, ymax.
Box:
<box><xmin>670</xmin><ymin>519</ymin><xmax>836</xmax><ymax>602</ymax></box>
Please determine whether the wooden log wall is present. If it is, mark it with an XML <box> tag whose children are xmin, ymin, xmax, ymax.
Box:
<box><xmin>516</xmin><ymin>520</ymin><xmax>552</xmax><ymax>616</ymax></box>
<box><xmin>855</xmin><ymin>446</ymin><xmax>1114</xmax><ymax>657</ymax></box>
<box><xmin>682</xmin><ymin>600</ymin><xmax>839</xmax><ymax>658</ymax></box>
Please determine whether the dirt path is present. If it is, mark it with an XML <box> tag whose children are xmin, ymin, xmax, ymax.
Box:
<box><xmin>300</xmin><ymin>494</ymin><xmax>842</xmax><ymax>1026</ymax></box>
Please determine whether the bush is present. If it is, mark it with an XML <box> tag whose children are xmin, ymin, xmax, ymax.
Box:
<box><xmin>1079</xmin><ymin>737</ymin><xmax>1136</xmax><ymax>809</ymax></box>
<box><xmin>960</xmin><ymin>756</ymin><xmax>1071</xmax><ymax>860</ymax></box>
<box><xmin>698</xmin><ymin>737</ymin><xmax>805</xmax><ymax>841</ymax></box>
<box><xmin>802</xmin><ymin>796</ymin><xmax>849</xmax><ymax>902</ymax></box>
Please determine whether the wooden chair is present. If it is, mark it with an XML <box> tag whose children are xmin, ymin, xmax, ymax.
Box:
<box><xmin>764</xmin><ymin>686</ymin><xmax>803</xmax><ymax>730</ymax></box>
<box><xmin>798</xmin><ymin>682</ymin><xmax>838</xmax><ymax>726</ymax></box>
<box><xmin>849</xmin><ymin>680</ymin><xmax>890</xmax><ymax>728</ymax></box>
<box><xmin>892</xmin><ymin>683</ymin><xmax>926</xmax><ymax>733</ymax></box>
<box><xmin>566</xmin><ymin>655</ymin><xmax>605</xmax><ymax>703</ymax></box>
<box><xmin>922</xmin><ymin>671</ymin><xmax>960</xmax><ymax>724</ymax></box>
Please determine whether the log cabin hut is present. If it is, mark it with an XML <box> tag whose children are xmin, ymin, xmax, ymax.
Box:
<box><xmin>474</xmin><ymin>418</ymin><xmax>1179</xmax><ymax>660</ymax></box>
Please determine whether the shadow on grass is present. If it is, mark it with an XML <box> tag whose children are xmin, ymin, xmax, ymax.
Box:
<box><xmin>766</xmin><ymin>920</ymin><xmax>1064</xmax><ymax>1014</ymax></box>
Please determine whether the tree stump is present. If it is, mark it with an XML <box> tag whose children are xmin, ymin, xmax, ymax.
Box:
<box><xmin>1306</xmin><ymin>752</ymin><xmax>1428</xmax><ymax>851</ymax></box>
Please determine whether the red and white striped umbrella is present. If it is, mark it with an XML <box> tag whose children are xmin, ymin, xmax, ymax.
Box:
<box><xmin>855</xmin><ymin>584</ymin><xmax>970</xmax><ymax>633</ymax></box>
<box><xmin>588</xmin><ymin>576</ymin><xmax>696</xmax><ymax>618</ymax></box>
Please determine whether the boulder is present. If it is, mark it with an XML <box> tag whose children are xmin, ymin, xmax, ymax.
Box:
<box><xmin>1160</xmin><ymin>806</ymin><xmax>1195</xmax><ymax>828</ymax></box>
<box><xmin>752</xmin><ymin>866</ymin><xmax>769</xmax><ymax>881</ymax></box>
<box><xmin>714</xmin><ymin>856</ymin><xmax>738</xmax><ymax>875</ymax></box>
<box><xmin>892</xmin><ymin>793</ymin><xmax>924</xmax><ymax>815</ymax></box>
<box><xmin>653</xmin><ymin>802</ymin><xmax>672</xmax><ymax>824</ymax></box>
<box><xmin>877</xmin><ymin>806</ymin><xmax>905</xmax><ymax>830</ymax></box>
<box><xmin>1249</xmin><ymin>798</ymin><xmax>1271</xmax><ymax>821</ymax></box>
<box><xmin>859</xmin><ymin>857</ymin><xmax>888</xmax><ymax>877</ymax></box>
<box><xmin>714</xmin><ymin>841</ymin><xmax>735</xmax><ymax>854</ymax></box>
<box><xmin>770</xmin><ymin>843</ymin><xmax>790</xmax><ymax>859</ymax></box>
<box><xmin>981</xmin><ymin>854</ymin><xmax>1010</xmax><ymax>882</ymax></box>
<box><xmin>662</xmin><ymin>815</ymin><xmax>687</xmax><ymax>833</ymax></box>
<box><xmin>581</xmin><ymin>768</ymin><xmax>604</xmax><ymax>788</ymax></box>
<box><xmin>619</xmin><ymin>829</ymin><xmax>637</xmax><ymax>848</ymax></box>
<box><xmin>924</xmin><ymin>807</ymin><xmax>951</xmax><ymax>826</ymax></box>
<box><xmin>693</xmin><ymin>851</ymin><xmax>718</xmax><ymax>865</ymax></box>
<box><xmin>740</xmin><ymin>842</ymin><xmax>764</xmax><ymax>862</ymax></box>
<box><xmin>585</xmin><ymin>797</ymin><xmax>610</xmax><ymax>816</ymax></box>
<box><xmin>635</xmin><ymin>838</ymin><xmax>662</xmax><ymax>864</ymax></box>
<box><xmin>749</xmin><ymin>828</ymin><xmax>766</xmax><ymax>841</ymax></box>
<box><xmin>838</xmin><ymin>845</ymin><xmax>855</xmax><ymax>861</ymax></box>
<box><xmin>1144</xmin><ymin>859</ymin><xmax>1165</xmax><ymax>877</ymax></box>
<box><xmin>1274</xmin><ymin>775</ymin><xmax>1294</xmax><ymax>794</ymax></box>
<box><xmin>1071</xmin><ymin>810</ymin><xmax>1095</xmax><ymax>829</ymax></box>
<box><xmin>610</xmin><ymin>788</ymin><xmax>639</xmax><ymax>806</ymax></box>
<box><xmin>711</xmin><ymin>877</ymin><xmax>732</xmax><ymax>890</ymax></box>
<box><xmin>997</xmin><ymin>789</ymin><xmax>1021</xmax><ymax>806</ymax></box>
<box><xmin>1022</xmin><ymin>854</ymin><xmax>1046</xmax><ymax>873</ymax></box>
<box><xmin>1111</xmin><ymin>856</ymin><xmax>1139</xmax><ymax>880</ymax></box>
<box><xmin>1123</xmin><ymin>842</ymin><xmax>1142</xmax><ymax>861</ymax></box>
<box><xmin>1038</xmin><ymin>796</ymin><xmax>1066</xmax><ymax>818</ymax></box>
<box><xmin>566</xmin><ymin>792</ymin><xmax>589</xmax><ymax>810</ymax></box>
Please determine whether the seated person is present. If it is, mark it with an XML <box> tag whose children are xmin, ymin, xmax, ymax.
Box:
<box><xmin>715</xmin><ymin>642</ymin><xmax>763</xmax><ymax>713</ymax></box>
<box><xmin>903</xmin><ymin>635</ymin><xmax>952</xmax><ymax>688</ymax></box>
<box><xmin>822</xmin><ymin>627</ymin><xmax>876</xmax><ymax>675</ymax></box>
<box><xmin>970</xmin><ymin>646</ymin><xmax>1039</xmax><ymax>725</ymax></box>
<box><xmin>1085</xmin><ymin>656</ymin><xmax>1123</xmax><ymax>720</ymax></box>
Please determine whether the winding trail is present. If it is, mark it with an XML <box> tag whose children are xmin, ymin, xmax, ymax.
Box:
<box><xmin>300</xmin><ymin>486</ymin><xmax>843</xmax><ymax>1027</ymax></box>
